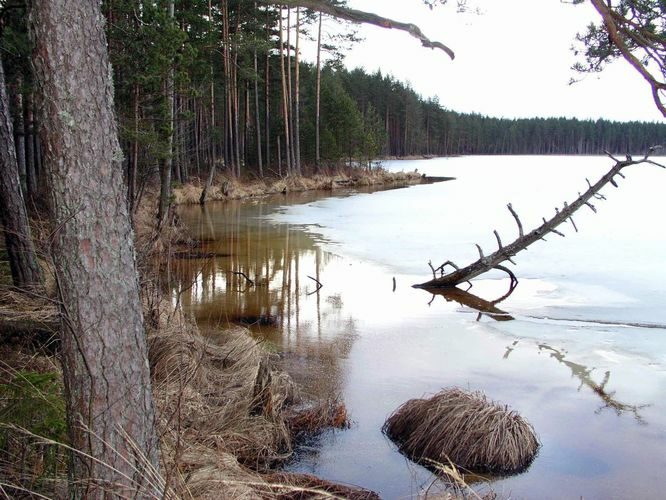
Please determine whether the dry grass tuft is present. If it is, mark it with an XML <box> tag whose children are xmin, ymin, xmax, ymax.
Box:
<box><xmin>286</xmin><ymin>399</ymin><xmax>350</xmax><ymax>437</ymax></box>
<box><xmin>0</xmin><ymin>289</ymin><xmax>57</xmax><ymax>325</ymax></box>
<box><xmin>148</xmin><ymin>306</ymin><xmax>295</xmax><ymax>468</ymax></box>
<box><xmin>148</xmin><ymin>306</ymin><xmax>376</xmax><ymax>498</ymax></box>
<box><xmin>383</xmin><ymin>388</ymin><xmax>539</xmax><ymax>475</ymax></box>
<box><xmin>262</xmin><ymin>472</ymin><xmax>381</xmax><ymax>499</ymax></box>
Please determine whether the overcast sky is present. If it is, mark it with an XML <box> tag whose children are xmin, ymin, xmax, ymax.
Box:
<box><xmin>306</xmin><ymin>0</ymin><xmax>663</xmax><ymax>123</ymax></box>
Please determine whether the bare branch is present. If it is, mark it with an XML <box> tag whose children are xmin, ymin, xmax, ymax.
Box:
<box><xmin>507</xmin><ymin>203</ymin><xmax>524</xmax><ymax>237</ymax></box>
<box><xmin>307</xmin><ymin>275</ymin><xmax>323</xmax><ymax>295</ymax></box>
<box><xmin>647</xmin><ymin>160</ymin><xmax>666</xmax><ymax>169</ymax></box>
<box><xmin>475</xmin><ymin>244</ymin><xmax>485</xmax><ymax>259</ymax></box>
<box><xmin>493</xmin><ymin>230</ymin><xmax>503</xmax><ymax>249</ymax></box>
<box><xmin>569</xmin><ymin>217</ymin><xmax>578</xmax><ymax>233</ymax></box>
<box><xmin>230</xmin><ymin>271</ymin><xmax>254</xmax><ymax>286</ymax></box>
<box><xmin>589</xmin><ymin>0</ymin><xmax>666</xmax><ymax>117</ymax></box>
<box><xmin>259</xmin><ymin>0</ymin><xmax>455</xmax><ymax>59</ymax></box>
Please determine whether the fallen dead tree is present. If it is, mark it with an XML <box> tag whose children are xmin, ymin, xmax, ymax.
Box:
<box><xmin>415</xmin><ymin>149</ymin><xmax>665</xmax><ymax>289</ymax></box>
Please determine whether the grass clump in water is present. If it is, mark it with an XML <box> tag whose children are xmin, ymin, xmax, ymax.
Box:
<box><xmin>383</xmin><ymin>388</ymin><xmax>539</xmax><ymax>475</ymax></box>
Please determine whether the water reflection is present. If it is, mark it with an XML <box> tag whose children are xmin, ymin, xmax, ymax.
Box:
<box><xmin>173</xmin><ymin>196</ymin><xmax>360</xmax><ymax>398</ymax></box>
<box><xmin>420</xmin><ymin>282</ymin><xmax>516</xmax><ymax>321</ymax></box>
<box><xmin>172</xmin><ymin>168</ymin><xmax>666</xmax><ymax>499</ymax></box>
<box><xmin>536</xmin><ymin>343</ymin><xmax>649</xmax><ymax>424</ymax></box>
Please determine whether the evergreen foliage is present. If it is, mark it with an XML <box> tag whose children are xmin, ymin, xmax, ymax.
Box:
<box><xmin>1</xmin><ymin>0</ymin><xmax>664</xmax><ymax>190</ymax></box>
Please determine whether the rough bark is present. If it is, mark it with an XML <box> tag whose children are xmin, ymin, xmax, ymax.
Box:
<box><xmin>0</xmin><ymin>58</ymin><xmax>42</xmax><ymax>289</ymax></box>
<box><xmin>416</xmin><ymin>150</ymin><xmax>665</xmax><ymax>288</ymax></box>
<box><xmin>128</xmin><ymin>84</ymin><xmax>139</xmax><ymax>214</ymax></box>
<box><xmin>24</xmin><ymin>90</ymin><xmax>37</xmax><ymax>198</ymax></box>
<box><xmin>29</xmin><ymin>2</ymin><xmax>160</xmax><ymax>497</ymax></box>
<box><xmin>11</xmin><ymin>74</ymin><xmax>27</xmax><ymax>195</ymax></box>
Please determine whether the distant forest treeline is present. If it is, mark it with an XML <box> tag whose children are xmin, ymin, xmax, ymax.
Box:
<box><xmin>334</xmin><ymin>67</ymin><xmax>665</xmax><ymax>158</ymax></box>
<box><xmin>2</xmin><ymin>1</ymin><xmax>664</xmax><ymax>206</ymax></box>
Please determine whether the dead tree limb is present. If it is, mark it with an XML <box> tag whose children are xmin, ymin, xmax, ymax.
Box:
<box><xmin>415</xmin><ymin>149</ymin><xmax>664</xmax><ymax>289</ymax></box>
<box><xmin>229</xmin><ymin>271</ymin><xmax>254</xmax><ymax>286</ymax></box>
<box><xmin>307</xmin><ymin>275</ymin><xmax>323</xmax><ymax>295</ymax></box>
<box><xmin>257</xmin><ymin>0</ymin><xmax>455</xmax><ymax>59</ymax></box>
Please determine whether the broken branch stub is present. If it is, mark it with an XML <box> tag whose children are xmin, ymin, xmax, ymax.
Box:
<box><xmin>415</xmin><ymin>148</ymin><xmax>664</xmax><ymax>289</ymax></box>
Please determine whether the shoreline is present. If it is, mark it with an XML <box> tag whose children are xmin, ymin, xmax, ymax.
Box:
<box><xmin>172</xmin><ymin>168</ymin><xmax>429</xmax><ymax>206</ymax></box>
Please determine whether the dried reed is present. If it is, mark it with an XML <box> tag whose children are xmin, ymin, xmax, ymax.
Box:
<box><xmin>171</xmin><ymin>169</ymin><xmax>424</xmax><ymax>206</ymax></box>
<box><xmin>286</xmin><ymin>399</ymin><xmax>350</xmax><ymax>437</ymax></box>
<box><xmin>383</xmin><ymin>388</ymin><xmax>539</xmax><ymax>474</ymax></box>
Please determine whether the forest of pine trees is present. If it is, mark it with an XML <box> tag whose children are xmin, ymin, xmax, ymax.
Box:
<box><xmin>1</xmin><ymin>0</ymin><xmax>664</xmax><ymax>209</ymax></box>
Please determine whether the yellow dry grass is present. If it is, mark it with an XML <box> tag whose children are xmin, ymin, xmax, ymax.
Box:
<box><xmin>171</xmin><ymin>169</ymin><xmax>424</xmax><ymax>206</ymax></box>
<box><xmin>383</xmin><ymin>388</ymin><xmax>539</xmax><ymax>475</ymax></box>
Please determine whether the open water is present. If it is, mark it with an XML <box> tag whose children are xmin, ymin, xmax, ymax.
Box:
<box><xmin>175</xmin><ymin>156</ymin><xmax>666</xmax><ymax>499</ymax></box>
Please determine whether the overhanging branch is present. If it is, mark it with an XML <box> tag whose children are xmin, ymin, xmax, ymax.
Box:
<box><xmin>257</xmin><ymin>0</ymin><xmax>455</xmax><ymax>59</ymax></box>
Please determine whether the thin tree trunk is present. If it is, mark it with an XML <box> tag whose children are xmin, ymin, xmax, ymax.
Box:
<box><xmin>222</xmin><ymin>0</ymin><xmax>235</xmax><ymax>174</ymax></box>
<box><xmin>315</xmin><ymin>11</ymin><xmax>322</xmax><ymax>170</ymax></box>
<box><xmin>278</xmin><ymin>9</ymin><xmax>291</xmax><ymax>174</ymax></box>
<box><xmin>293</xmin><ymin>7</ymin><xmax>301</xmax><ymax>174</ymax></box>
<box><xmin>286</xmin><ymin>7</ymin><xmax>295</xmax><ymax>172</ymax></box>
<box><xmin>233</xmin><ymin>10</ymin><xmax>241</xmax><ymax>177</ymax></box>
<box><xmin>264</xmin><ymin>9</ymin><xmax>271</xmax><ymax>171</ymax></box>
<box><xmin>158</xmin><ymin>0</ymin><xmax>176</xmax><ymax>224</ymax></box>
<box><xmin>11</xmin><ymin>74</ymin><xmax>27</xmax><ymax>195</ymax></box>
<box><xmin>0</xmin><ymin>59</ymin><xmax>41</xmax><ymax>289</ymax></box>
<box><xmin>29</xmin><ymin>2</ymin><xmax>160</xmax><ymax>497</ymax></box>
<box><xmin>128</xmin><ymin>83</ymin><xmax>139</xmax><ymax>214</ymax></box>
<box><xmin>277</xmin><ymin>134</ymin><xmax>282</xmax><ymax>176</ymax></box>
<box><xmin>24</xmin><ymin>91</ymin><xmax>36</xmax><ymax>198</ymax></box>
<box><xmin>209</xmin><ymin>0</ymin><xmax>217</xmax><ymax>171</ymax></box>
<box><xmin>253</xmin><ymin>22</ymin><xmax>264</xmax><ymax>177</ymax></box>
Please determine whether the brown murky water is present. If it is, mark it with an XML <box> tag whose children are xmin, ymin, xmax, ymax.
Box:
<box><xmin>174</xmin><ymin>156</ymin><xmax>666</xmax><ymax>499</ymax></box>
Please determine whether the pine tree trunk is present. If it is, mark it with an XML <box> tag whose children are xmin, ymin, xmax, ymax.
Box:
<box><xmin>209</xmin><ymin>0</ymin><xmax>217</xmax><ymax>170</ymax></box>
<box><xmin>233</xmin><ymin>12</ymin><xmax>241</xmax><ymax>177</ymax></box>
<box><xmin>24</xmin><ymin>91</ymin><xmax>36</xmax><ymax>198</ymax></box>
<box><xmin>10</xmin><ymin>74</ymin><xmax>27</xmax><ymax>195</ymax></box>
<box><xmin>0</xmin><ymin>59</ymin><xmax>41</xmax><ymax>289</ymax></box>
<box><xmin>29</xmin><ymin>3</ymin><xmax>160</xmax><ymax>497</ymax></box>
<box><xmin>253</xmin><ymin>28</ymin><xmax>264</xmax><ymax>177</ymax></box>
<box><xmin>128</xmin><ymin>84</ymin><xmax>139</xmax><ymax>214</ymax></box>
<box><xmin>315</xmin><ymin>12</ymin><xmax>322</xmax><ymax>170</ymax></box>
<box><xmin>158</xmin><ymin>0</ymin><xmax>176</xmax><ymax>224</ymax></box>
<box><xmin>293</xmin><ymin>7</ymin><xmax>301</xmax><ymax>175</ymax></box>
<box><xmin>278</xmin><ymin>9</ymin><xmax>291</xmax><ymax>174</ymax></box>
<box><xmin>286</xmin><ymin>7</ymin><xmax>295</xmax><ymax>172</ymax></box>
<box><xmin>264</xmin><ymin>9</ymin><xmax>271</xmax><ymax>171</ymax></box>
